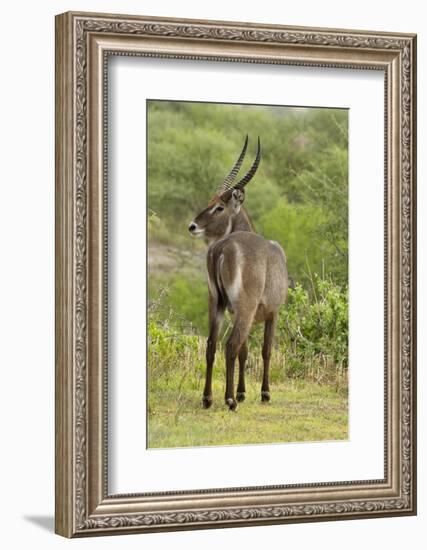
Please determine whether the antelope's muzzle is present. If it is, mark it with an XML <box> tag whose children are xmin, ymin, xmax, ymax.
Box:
<box><xmin>188</xmin><ymin>222</ymin><xmax>204</xmax><ymax>236</ymax></box>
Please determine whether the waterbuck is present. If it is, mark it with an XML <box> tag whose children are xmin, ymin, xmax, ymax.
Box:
<box><xmin>188</xmin><ymin>136</ymin><xmax>288</xmax><ymax>410</ymax></box>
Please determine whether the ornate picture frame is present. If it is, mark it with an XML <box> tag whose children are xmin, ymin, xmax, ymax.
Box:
<box><xmin>55</xmin><ymin>11</ymin><xmax>417</xmax><ymax>537</ymax></box>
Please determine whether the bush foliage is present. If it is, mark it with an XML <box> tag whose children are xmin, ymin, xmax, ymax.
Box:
<box><xmin>278</xmin><ymin>276</ymin><xmax>348</xmax><ymax>381</ymax></box>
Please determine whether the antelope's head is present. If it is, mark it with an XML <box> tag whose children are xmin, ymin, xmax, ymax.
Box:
<box><xmin>188</xmin><ymin>136</ymin><xmax>261</xmax><ymax>242</ymax></box>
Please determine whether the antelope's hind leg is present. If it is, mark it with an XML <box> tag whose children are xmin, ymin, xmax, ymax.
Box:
<box><xmin>236</xmin><ymin>340</ymin><xmax>248</xmax><ymax>402</ymax></box>
<box><xmin>225</xmin><ymin>316</ymin><xmax>253</xmax><ymax>411</ymax></box>
<box><xmin>202</xmin><ymin>296</ymin><xmax>224</xmax><ymax>409</ymax></box>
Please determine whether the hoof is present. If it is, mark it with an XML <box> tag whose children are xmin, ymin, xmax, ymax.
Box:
<box><xmin>226</xmin><ymin>398</ymin><xmax>237</xmax><ymax>411</ymax></box>
<box><xmin>261</xmin><ymin>391</ymin><xmax>271</xmax><ymax>403</ymax></box>
<box><xmin>236</xmin><ymin>392</ymin><xmax>246</xmax><ymax>402</ymax></box>
<box><xmin>202</xmin><ymin>395</ymin><xmax>213</xmax><ymax>409</ymax></box>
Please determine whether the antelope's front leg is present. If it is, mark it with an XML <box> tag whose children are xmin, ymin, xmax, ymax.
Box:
<box><xmin>202</xmin><ymin>299</ymin><xmax>223</xmax><ymax>409</ymax></box>
<box><xmin>236</xmin><ymin>340</ymin><xmax>248</xmax><ymax>402</ymax></box>
<box><xmin>261</xmin><ymin>315</ymin><xmax>277</xmax><ymax>402</ymax></box>
<box><xmin>224</xmin><ymin>341</ymin><xmax>237</xmax><ymax>411</ymax></box>
<box><xmin>203</xmin><ymin>335</ymin><xmax>216</xmax><ymax>409</ymax></box>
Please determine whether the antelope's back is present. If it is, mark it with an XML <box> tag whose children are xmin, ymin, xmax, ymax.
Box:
<box><xmin>207</xmin><ymin>231</ymin><xmax>288</xmax><ymax>313</ymax></box>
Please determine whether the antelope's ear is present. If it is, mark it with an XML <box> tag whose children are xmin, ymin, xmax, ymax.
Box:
<box><xmin>231</xmin><ymin>188</ymin><xmax>245</xmax><ymax>213</ymax></box>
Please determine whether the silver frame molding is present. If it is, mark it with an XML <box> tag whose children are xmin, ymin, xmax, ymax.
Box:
<box><xmin>55</xmin><ymin>11</ymin><xmax>417</xmax><ymax>538</ymax></box>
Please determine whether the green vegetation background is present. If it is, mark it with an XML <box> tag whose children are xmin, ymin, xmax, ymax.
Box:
<box><xmin>147</xmin><ymin>100</ymin><xmax>349</xmax><ymax>448</ymax></box>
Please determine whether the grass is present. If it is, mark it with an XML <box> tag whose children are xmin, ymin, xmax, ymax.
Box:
<box><xmin>147</xmin><ymin>379</ymin><xmax>348</xmax><ymax>449</ymax></box>
<box><xmin>147</xmin><ymin>309</ymin><xmax>348</xmax><ymax>449</ymax></box>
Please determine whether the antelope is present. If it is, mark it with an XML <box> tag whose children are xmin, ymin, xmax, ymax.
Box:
<box><xmin>188</xmin><ymin>136</ymin><xmax>288</xmax><ymax>410</ymax></box>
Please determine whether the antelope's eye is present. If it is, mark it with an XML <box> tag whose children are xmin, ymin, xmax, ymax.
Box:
<box><xmin>216</xmin><ymin>206</ymin><xmax>224</xmax><ymax>213</ymax></box>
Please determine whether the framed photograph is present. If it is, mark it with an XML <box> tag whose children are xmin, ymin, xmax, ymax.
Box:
<box><xmin>55</xmin><ymin>11</ymin><xmax>417</xmax><ymax>537</ymax></box>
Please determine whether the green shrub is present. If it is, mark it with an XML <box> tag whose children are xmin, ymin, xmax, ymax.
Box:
<box><xmin>258</xmin><ymin>199</ymin><xmax>332</xmax><ymax>285</ymax></box>
<box><xmin>278</xmin><ymin>274</ymin><xmax>348</xmax><ymax>381</ymax></box>
<box><xmin>149</xmin><ymin>275</ymin><xmax>208</xmax><ymax>335</ymax></box>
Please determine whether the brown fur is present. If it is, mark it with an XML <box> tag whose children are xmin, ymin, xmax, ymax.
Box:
<box><xmin>190</xmin><ymin>188</ymin><xmax>288</xmax><ymax>410</ymax></box>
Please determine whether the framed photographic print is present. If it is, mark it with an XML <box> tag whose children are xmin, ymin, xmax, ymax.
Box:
<box><xmin>55</xmin><ymin>11</ymin><xmax>417</xmax><ymax>537</ymax></box>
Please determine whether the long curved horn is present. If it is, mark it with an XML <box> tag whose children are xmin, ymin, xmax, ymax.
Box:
<box><xmin>216</xmin><ymin>135</ymin><xmax>248</xmax><ymax>195</ymax></box>
<box><xmin>233</xmin><ymin>136</ymin><xmax>261</xmax><ymax>190</ymax></box>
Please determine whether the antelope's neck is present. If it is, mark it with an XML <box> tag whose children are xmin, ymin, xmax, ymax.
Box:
<box><xmin>207</xmin><ymin>209</ymin><xmax>255</xmax><ymax>246</ymax></box>
<box><xmin>231</xmin><ymin>208</ymin><xmax>254</xmax><ymax>233</ymax></box>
